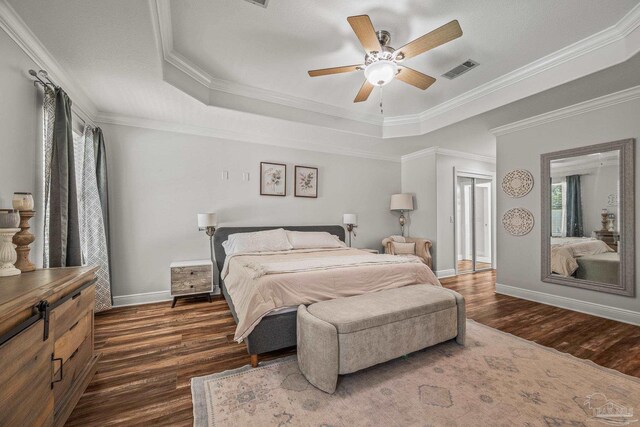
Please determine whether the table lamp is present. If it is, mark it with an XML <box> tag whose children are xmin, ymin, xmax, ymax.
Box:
<box><xmin>343</xmin><ymin>213</ymin><xmax>357</xmax><ymax>247</ymax></box>
<box><xmin>390</xmin><ymin>194</ymin><xmax>414</xmax><ymax>236</ymax></box>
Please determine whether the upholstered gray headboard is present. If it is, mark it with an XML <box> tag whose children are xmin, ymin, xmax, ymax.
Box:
<box><xmin>213</xmin><ymin>225</ymin><xmax>346</xmax><ymax>277</ymax></box>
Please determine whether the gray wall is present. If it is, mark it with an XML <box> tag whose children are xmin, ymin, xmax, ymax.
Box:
<box><xmin>101</xmin><ymin>123</ymin><xmax>402</xmax><ymax>298</ymax></box>
<box><xmin>400</xmin><ymin>153</ymin><xmax>438</xmax><ymax>266</ymax></box>
<box><xmin>0</xmin><ymin>28</ymin><xmax>43</xmax><ymax>267</ymax></box>
<box><xmin>496</xmin><ymin>97</ymin><xmax>640</xmax><ymax>313</ymax></box>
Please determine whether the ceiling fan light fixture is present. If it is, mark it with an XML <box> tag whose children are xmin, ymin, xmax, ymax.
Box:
<box><xmin>364</xmin><ymin>60</ymin><xmax>397</xmax><ymax>86</ymax></box>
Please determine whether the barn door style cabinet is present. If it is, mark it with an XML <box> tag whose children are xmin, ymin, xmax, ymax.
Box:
<box><xmin>0</xmin><ymin>266</ymin><xmax>100</xmax><ymax>427</ymax></box>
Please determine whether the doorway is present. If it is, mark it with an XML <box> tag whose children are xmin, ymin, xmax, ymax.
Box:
<box><xmin>455</xmin><ymin>172</ymin><xmax>494</xmax><ymax>274</ymax></box>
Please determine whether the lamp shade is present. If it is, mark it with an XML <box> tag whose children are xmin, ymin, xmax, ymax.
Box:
<box><xmin>343</xmin><ymin>213</ymin><xmax>357</xmax><ymax>225</ymax></box>
<box><xmin>197</xmin><ymin>213</ymin><xmax>217</xmax><ymax>228</ymax></box>
<box><xmin>390</xmin><ymin>194</ymin><xmax>414</xmax><ymax>211</ymax></box>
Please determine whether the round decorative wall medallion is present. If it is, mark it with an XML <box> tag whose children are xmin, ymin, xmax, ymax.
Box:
<box><xmin>502</xmin><ymin>208</ymin><xmax>534</xmax><ymax>236</ymax></box>
<box><xmin>502</xmin><ymin>169</ymin><xmax>534</xmax><ymax>198</ymax></box>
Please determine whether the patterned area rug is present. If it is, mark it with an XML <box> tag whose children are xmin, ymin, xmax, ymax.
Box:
<box><xmin>191</xmin><ymin>321</ymin><xmax>640</xmax><ymax>426</ymax></box>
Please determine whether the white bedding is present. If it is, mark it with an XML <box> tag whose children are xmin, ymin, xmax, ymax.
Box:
<box><xmin>550</xmin><ymin>237</ymin><xmax>614</xmax><ymax>276</ymax></box>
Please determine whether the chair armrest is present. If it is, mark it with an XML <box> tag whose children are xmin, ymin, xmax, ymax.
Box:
<box><xmin>382</xmin><ymin>238</ymin><xmax>395</xmax><ymax>255</ymax></box>
<box><xmin>405</xmin><ymin>238</ymin><xmax>433</xmax><ymax>268</ymax></box>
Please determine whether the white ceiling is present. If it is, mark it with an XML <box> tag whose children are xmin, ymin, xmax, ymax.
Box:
<box><xmin>170</xmin><ymin>0</ymin><xmax>635</xmax><ymax>117</ymax></box>
<box><xmin>3</xmin><ymin>0</ymin><xmax>640</xmax><ymax>159</ymax></box>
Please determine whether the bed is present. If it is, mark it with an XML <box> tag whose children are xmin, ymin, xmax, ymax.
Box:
<box><xmin>550</xmin><ymin>237</ymin><xmax>618</xmax><ymax>283</ymax></box>
<box><xmin>213</xmin><ymin>225</ymin><xmax>441</xmax><ymax>366</ymax></box>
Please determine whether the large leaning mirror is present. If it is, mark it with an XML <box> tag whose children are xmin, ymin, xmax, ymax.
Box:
<box><xmin>541</xmin><ymin>139</ymin><xmax>635</xmax><ymax>296</ymax></box>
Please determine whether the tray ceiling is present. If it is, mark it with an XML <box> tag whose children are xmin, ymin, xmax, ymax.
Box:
<box><xmin>3</xmin><ymin>0</ymin><xmax>640</xmax><ymax>155</ymax></box>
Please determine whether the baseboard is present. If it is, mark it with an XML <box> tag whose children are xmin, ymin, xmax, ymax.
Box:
<box><xmin>495</xmin><ymin>283</ymin><xmax>640</xmax><ymax>326</ymax></box>
<box><xmin>112</xmin><ymin>290</ymin><xmax>173</xmax><ymax>307</ymax></box>
<box><xmin>436</xmin><ymin>269</ymin><xmax>457</xmax><ymax>278</ymax></box>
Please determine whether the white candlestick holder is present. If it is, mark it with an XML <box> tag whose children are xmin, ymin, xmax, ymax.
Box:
<box><xmin>0</xmin><ymin>228</ymin><xmax>21</xmax><ymax>277</ymax></box>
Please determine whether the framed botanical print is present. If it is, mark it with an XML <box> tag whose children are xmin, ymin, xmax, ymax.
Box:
<box><xmin>260</xmin><ymin>162</ymin><xmax>286</xmax><ymax>196</ymax></box>
<box><xmin>295</xmin><ymin>165</ymin><xmax>318</xmax><ymax>198</ymax></box>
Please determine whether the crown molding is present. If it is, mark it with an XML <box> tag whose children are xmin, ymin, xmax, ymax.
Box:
<box><xmin>401</xmin><ymin>146</ymin><xmax>496</xmax><ymax>164</ymax></box>
<box><xmin>152</xmin><ymin>0</ymin><xmax>384</xmax><ymax>128</ymax></box>
<box><xmin>152</xmin><ymin>0</ymin><xmax>640</xmax><ymax>139</ymax></box>
<box><xmin>96</xmin><ymin>112</ymin><xmax>401</xmax><ymax>163</ymax></box>
<box><xmin>385</xmin><ymin>3</ymin><xmax>640</xmax><ymax>131</ymax></box>
<box><xmin>490</xmin><ymin>85</ymin><xmax>640</xmax><ymax>136</ymax></box>
<box><xmin>0</xmin><ymin>0</ymin><xmax>98</xmax><ymax>120</ymax></box>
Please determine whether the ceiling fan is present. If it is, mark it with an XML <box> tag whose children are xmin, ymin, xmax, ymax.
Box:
<box><xmin>308</xmin><ymin>15</ymin><xmax>462</xmax><ymax>103</ymax></box>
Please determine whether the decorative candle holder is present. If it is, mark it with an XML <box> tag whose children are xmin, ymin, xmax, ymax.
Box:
<box><xmin>600</xmin><ymin>209</ymin><xmax>609</xmax><ymax>231</ymax></box>
<box><xmin>13</xmin><ymin>210</ymin><xmax>36</xmax><ymax>272</ymax></box>
<box><xmin>0</xmin><ymin>228</ymin><xmax>21</xmax><ymax>277</ymax></box>
<box><xmin>12</xmin><ymin>192</ymin><xmax>34</xmax><ymax>211</ymax></box>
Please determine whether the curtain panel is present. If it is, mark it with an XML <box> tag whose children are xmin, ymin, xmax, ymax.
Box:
<box><xmin>45</xmin><ymin>88</ymin><xmax>82</xmax><ymax>267</ymax></box>
<box><xmin>565</xmin><ymin>174</ymin><xmax>584</xmax><ymax>237</ymax></box>
<box><xmin>75</xmin><ymin>127</ymin><xmax>112</xmax><ymax>311</ymax></box>
<box><xmin>42</xmin><ymin>88</ymin><xmax>112</xmax><ymax>311</ymax></box>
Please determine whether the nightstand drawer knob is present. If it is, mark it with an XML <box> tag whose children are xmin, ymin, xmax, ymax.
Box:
<box><xmin>190</xmin><ymin>271</ymin><xmax>194</xmax><ymax>275</ymax></box>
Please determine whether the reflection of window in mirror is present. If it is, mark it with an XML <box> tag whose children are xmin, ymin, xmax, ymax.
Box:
<box><xmin>550</xmin><ymin>179</ymin><xmax>566</xmax><ymax>237</ymax></box>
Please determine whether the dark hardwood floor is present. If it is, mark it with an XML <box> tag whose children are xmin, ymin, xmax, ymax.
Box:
<box><xmin>67</xmin><ymin>270</ymin><xmax>640</xmax><ymax>426</ymax></box>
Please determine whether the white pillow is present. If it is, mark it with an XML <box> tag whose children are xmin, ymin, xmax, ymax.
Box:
<box><xmin>286</xmin><ymin>231</ymin><xmax>346</xmax><ymax>249</ymax></box>
<box><xmin>222</xmin><ymin>228</ymin><xmax>293</xmax><ymax>255</ymax></box>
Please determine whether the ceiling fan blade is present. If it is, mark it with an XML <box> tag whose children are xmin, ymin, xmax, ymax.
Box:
<box><xmin>347</xmin><ymin>15</ymin><xmax>382</xmax><ymax>54</ymax></box>
<box><xmin>308</xmin><ymin>65</ymin><xmax>363</xmax><ymax>77</ymax></box>
<box><xmin>354</xmin><ymin>80</ymin><xmax>374</xmax><ymax>103</ymax></box>
<box><xmin>395</xmin><ymin>20</ymin><xmax>462</xmax><ymax>60</ymax></box>
<box><xmin>396</xmin><ymin>66</ymin><xmax>436</xmax><ymax>90</ymax></box>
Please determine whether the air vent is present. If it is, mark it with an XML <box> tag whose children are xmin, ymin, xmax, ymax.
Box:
<box><xmin>442</xmin><ymin>59</ymin><xmax>479</xmax><ymax>80</ymax></box>
<box><xmin>244</xmin><ymin>0</ymin><xmax>269</xmax><ymax>7</ymax></box>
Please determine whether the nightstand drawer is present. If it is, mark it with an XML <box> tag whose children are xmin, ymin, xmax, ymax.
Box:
<box><xmin>171</xmin><ymin>265</ymin><xmax>212</xmax><ymax>296</ymax></box>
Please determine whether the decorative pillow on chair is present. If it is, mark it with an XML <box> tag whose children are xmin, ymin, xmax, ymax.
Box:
<box><xmin>392</xmin><ymin>242</ymin><xmax>416</xmax><ymax>255</ymax></box>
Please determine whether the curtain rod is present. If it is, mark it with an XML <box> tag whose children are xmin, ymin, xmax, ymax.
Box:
<box><xmin>28</xmin><ymin>69</ymin><xmax>57</xmax><ymax>88</ymax></box>
<box><xmin>29</xmin><ymin>68</ymin><xmax>98</xmax><ymax>129</ymax></box>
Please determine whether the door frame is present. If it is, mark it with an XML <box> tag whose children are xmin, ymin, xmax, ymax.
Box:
<box><xmin>453</xmin><ymin>168</ymin><xmax>496</xmax><ymax>275</ymax></box>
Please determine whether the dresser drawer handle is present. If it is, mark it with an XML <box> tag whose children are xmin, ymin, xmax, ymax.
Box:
<box><xmin>69</xmin><ymin>320</ymin><xmax>80</xmax><ymax>331</ymax></box>
<box><xmin>52</xmin><ymin>356</ymin><xmax>63</xmax><ymax>385</ymax></box>
<box><xmin>72</xmin><ymin>290</ymin><xmax>82</xmax><ymax>300</ymax></box>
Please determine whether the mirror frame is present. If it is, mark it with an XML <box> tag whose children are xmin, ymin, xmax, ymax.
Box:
<box><xmin>541</xmin><ymin>138</ymin><xmax>635</xmax><ymax>296</ymax></box>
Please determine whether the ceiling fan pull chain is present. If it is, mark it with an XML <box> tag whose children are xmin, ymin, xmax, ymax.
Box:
<box><xmin>380</xmin><ymin>86</ymin><xmax>384</xmax><ymax>115</ymax></box>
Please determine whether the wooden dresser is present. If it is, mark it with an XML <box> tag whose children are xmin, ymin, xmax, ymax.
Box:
<box><xmin>0</xmin><ymin>266</ymin><xmax>99</xmax><ymax>427</ymax></box>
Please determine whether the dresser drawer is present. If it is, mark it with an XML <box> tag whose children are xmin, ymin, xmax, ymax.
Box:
<box><xmin>53</xmin><ymin>334</ymin><xmax>92</xmax><ymax>405</ymax></box>
<box><xmin>52</xmin><ymin>285</ymin><xmax>95</xmax><ymax>339</ymax></box>
<box><xmin>171</xmin><ymin>265</ymin><xmax>212</xmax><ymax>296</ymax></box>
<box><xmin>54</xmin><ymin>311</ymin><xmax>91</xmax><ymax>364</ymax></box>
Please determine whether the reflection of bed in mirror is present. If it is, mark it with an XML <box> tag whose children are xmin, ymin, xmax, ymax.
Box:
<box><xmin>550</xmin><ymin>237</ymin><xmax>619</xmax><ymax>284</ymax></box>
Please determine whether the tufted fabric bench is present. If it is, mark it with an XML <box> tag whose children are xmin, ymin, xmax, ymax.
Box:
<box><xmin>297</xmin><ymin>285</ymin><xmax>465</xmax><ymax>393</ymax></box>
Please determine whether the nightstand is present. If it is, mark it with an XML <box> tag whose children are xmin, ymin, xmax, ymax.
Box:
<box><xmin>170</xmin><ymin>260</ymin><xmax>213</xmax><ymax>308</ymax></box>
<box><xmin>594</xmin><ymin>230</ymin><xmax>619</xmax><ymax>252</ymax></box>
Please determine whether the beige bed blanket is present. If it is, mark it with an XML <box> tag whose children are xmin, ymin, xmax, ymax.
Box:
<box><xmin>242</xmin><ymin>254</ymin><xmax>419</xmax><ymax>279</ymax></box>
<box><xmin>222</xmin><ymin>248</ymin><xmax>441</xmax><ymax>341</ymax></box>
